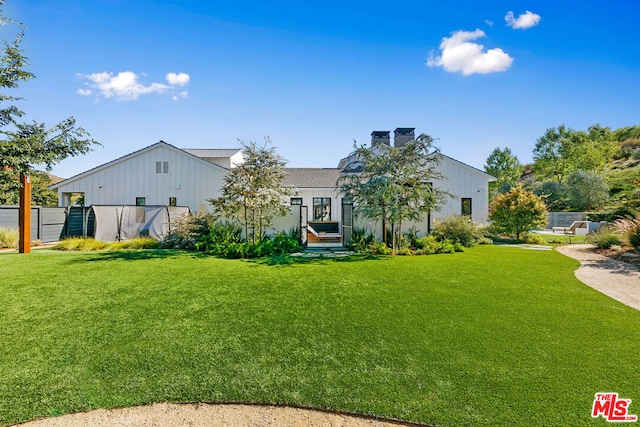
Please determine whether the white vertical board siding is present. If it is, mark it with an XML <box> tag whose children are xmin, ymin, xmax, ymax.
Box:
<box><xmin>54</xmin><ymin>144</ymin><xmax>228</xmax><ymax>211</ymax></box>
<box><xmin>268</xmin><ymin>204</ymin><xmax>301</xmax><ymax>236</ymax></box>
<box><xmin>431</xmin><ymin>156</ymin><xmax>491</xmax><ymax>224</ymax></box>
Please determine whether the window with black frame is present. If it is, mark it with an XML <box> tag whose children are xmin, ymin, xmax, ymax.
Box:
<box><xmin>461</xmin><ymin>198</ymin><xmax>472</xmax><ymax>217</ymax></box>
<box><xmin>313</xmin><ymin>197</ymin><xmax>331</xmax><ymax>221</ymax></box>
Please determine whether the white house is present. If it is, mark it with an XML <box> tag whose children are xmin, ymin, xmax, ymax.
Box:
<box><xmin>51</xmin><ymin>142</ymin><xmax>237</xmax><ymax>209</ymax></box>
<box><xmin>51</xmin><ymin>128</ymin><xmax>495</xmax><ymax>245</ymax></box>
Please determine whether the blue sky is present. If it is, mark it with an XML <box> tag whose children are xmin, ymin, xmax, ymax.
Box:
<box><xmin>4</xmin><ymin>0</ymin><xmax>640</xmax><ymax>178</ymax></box>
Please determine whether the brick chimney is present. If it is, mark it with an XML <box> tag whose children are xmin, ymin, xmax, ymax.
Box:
<box><xmin>371</xmin><ymin>131</ymin><xmax>390</xmax><ymax>147</ymax></box>
<box><xmin>394</xmin><ymin>127</ymin><xmax>415</xmax><ymax>148</ymax></box>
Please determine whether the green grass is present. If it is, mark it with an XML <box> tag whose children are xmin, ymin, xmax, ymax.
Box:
<box><xmin>536</xmin><ymin>233</ymin><xmax>587</xmax><ymax>245</ymax></box>
<box><xmin>1</xmin><ymin>247</ymin><xmax>639</xmax><ymax>426</ymax></box>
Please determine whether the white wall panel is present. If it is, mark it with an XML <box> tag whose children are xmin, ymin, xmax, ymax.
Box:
<box><xmin>55</xmin><ymin>143</ymin><xmax>228</xmax><ymax>211</ymax></box>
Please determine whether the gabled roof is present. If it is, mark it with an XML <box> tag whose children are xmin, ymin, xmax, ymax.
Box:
<box><xmin>438</xmin><ymin>153</ymin><xmax>496</xmax><ymax>181</ymax></box>
<box><xmin>50</xmin><ymin>141</ymin><xmax>229</xmax><ymax>189</ymax></box>
<box><xmin>283</xmin><ymin>168</ymin><xmax>343</xmax><ymax>188</ymax></box>
<box><xmin>183</xmin><ymin>148</ymin><xmax>242</xmax><ymax>158</ymax></box>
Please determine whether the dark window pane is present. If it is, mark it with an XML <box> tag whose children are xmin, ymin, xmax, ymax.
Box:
<box><xmin>461</xmin><ymin>198</ymin><xmax>472</xmax><ymax>216</ymax></box>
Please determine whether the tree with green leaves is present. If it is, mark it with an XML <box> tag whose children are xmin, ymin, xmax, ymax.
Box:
<box><xmin>210</xmin><ymin>139</ymin><xmax>293</xmax><ymax>243</ymax></box>
<box><xmin>566</xmin><ymin>170</ymin><xmax>609</xmax><ymax>211</ymax></box>
<box><xmin>0</xmin><ymin>169</ymin><xmax>58</xmax><ymax>205</ymax></box>
<box><xmin>533</xmin><ymin>180</ymin><xmax>569</xmax><ymax>212</ymax></box>
<box><xmin>489</xmin><ymin>187</ymin><xmax>547</xmax><ymax>240</ymax></box>
<box><xmin>0</xmin><ymin>2</ymin><xmax>98</xmax><ymax>181</ymax></box>
<box><xmin>338</xmin><ymin>134</ymin><xmax>449</xmax><ymax>250</ymax></box>
<box><xmin>532</xmin><ymin>125</ymin><xmax>577</xmax><ymax>184</ymax></box>
<box><xmin>532</xmin><ymin>124</ymin><xmax>618</xmax><ymax>183</ymax></box>
<box><xmin>484</xmin><ymin>147</ymin><xmax>524</xmax><ymax>196</ymax></box>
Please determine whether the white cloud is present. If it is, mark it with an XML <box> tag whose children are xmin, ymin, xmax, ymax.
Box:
<box><xmin>76</xmin><ymin>71</ymin><xmax>169</xmax><ymax>101</ymax></box>
<box><xmin>505</xmin><ymin>10</ymin><xmax>541</xmax><ymax>29</ymax></box>
<box><xmin>485</xmin><ymin>19</ymin><xmax>494</xmax><ymax>27</ymax></box>
<box><xmin>427</xmin><ymin>29</ymin><xmax>513</xmax><ymax>76</ymax></box>
<box><xmin>77</xmin><ymin>88</ymin><xmax>92</xmax><ymax>96</ymax></box>
<box><xmin>166</xmin><ymin>72</ymin><xmax>190</xmax><ymax>86</ymax></box>
<box><xmin>173</xmin><ymin>91</ymin><xmax>188</xmax><ymax>101</ymax></box>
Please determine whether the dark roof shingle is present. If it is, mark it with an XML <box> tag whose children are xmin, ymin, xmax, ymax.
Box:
<box><xmin>283</xmin><ymin>168</ymin><xmax>342</xmax><ymax>188</ymax></box>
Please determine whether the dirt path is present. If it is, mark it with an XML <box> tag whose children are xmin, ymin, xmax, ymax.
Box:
<box><xmin>18</xmin><ymin>403</ymin><xmax>423</xmax><ymax>427</ymax></box>
<box><xmin>555</xmin><ymin>244</ymin><xmax>640</xmax><ymax>311</ymax></box>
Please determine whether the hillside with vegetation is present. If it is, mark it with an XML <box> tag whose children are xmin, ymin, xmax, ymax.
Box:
<box><xmin>485</xmin><ymin>124</ymin><xmax>640</xmax><ymax>219</ymax></box>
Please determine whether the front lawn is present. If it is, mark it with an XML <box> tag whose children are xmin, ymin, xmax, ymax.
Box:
<box><xmin>1</xmin><ymin>246</ymin><xmax>638</xmax><ymax>426</ymax></box>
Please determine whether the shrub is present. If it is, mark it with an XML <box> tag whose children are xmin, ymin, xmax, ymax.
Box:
<box><xmin>520</xmin><ymin>232</ymin><xmax>544</xmax><ymax>245</ymax></box>
<box><xmin>632</xmin><ymin>148</ymin><xmax>640</xmax><ymax>160</ymax></box>
<box><xmin>0</xmin><ymin>227</ymin><xmax>18</xmax><ymax>248</ymax></box>
<box><xmin>478</xmin><ymin>223</ymin><xmax>500</xmax><ymax>240</ymax></box>
<box><xmin>586</xmin><ymin>226</ymin><xmax>622</xmax><ymax>249</ymax></box>
<box><xmin>272</xmin><ymin>232</ymin><xmax>301</xmax><ymax>254</ymax></box>
<box><xmin>365</xmin><ymin>242</ymin><xmax>393</xmax><ymax>255</ymax></box>
<box><xmin>415</xmin><ymin>235</ymin><xmax>441</xmax><ymax>254</ymax></box>
<box><xmin>396</xmin><ymin>247</ymin><xmax>412</xmax><ymax>256</ymax></box>
<box><xmin>433</xmin><ymin>215</ymin><xmax>484</xmax><ymax>247</ymax></box>
<box><xmin>478</xmin><ymin>237</ymin><xmax>493</xmax><ymax>245</ymax></box>
<box><xmin>53</xmin><ymin>238</ymin><xmax>108</xmax><ymax>251</ymax></box>
<box><xmin>405</xmin><ymin>226</ymin><xmax>420</xmax><ymax>248</ymax></box>
<box><xmin>108</xmin><ymin>237</ymin><xmax>159</xmax><ymax>250</ymax></box>
<box><xmin>161</xmin><ymin>207</ymin><xmax>214</xmax><ymax>250</ymax></box>
<box><xmin>612</xmin><ymin>213</ymin><xmax>640</xmax><ymax>249</ymax></box>
<box><xmin>53</xmin><ymin>237</ymin><xmax>160</xmax><ymax>251</ymax></box>
<box><xmin>397</xmin><ymin>234</ymin><xmax>411</xmax><ymax>250</ymax></box>
<box><xmin>195</xmin><ymin>220</ymin><xmax>243</xmax><ymax>252</ymax></box>
<box><xmin>349</xmin><ymin>227</ymin><xmax>375</xmax><ymax>253</ymax></box>
<box><xmin>438</xmin><ymin>240</ymin><xmax>456</xmax><ymax>254</ymax></box>
<box><xmin>587</xmin><ymin>206</ymin><xmax>638</xmax><ymax>222</ymax></box>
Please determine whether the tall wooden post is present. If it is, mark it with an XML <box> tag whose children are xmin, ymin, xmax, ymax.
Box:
<box><xmin>19</xmin><ymin>173</ymin><xmax>31</xmax><ymax>253</ymax></box>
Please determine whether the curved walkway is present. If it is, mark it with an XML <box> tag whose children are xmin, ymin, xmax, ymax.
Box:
<box><xmin>555</xmin><ymin>244</ymin><xmax>640</xmax><ymax>311</ymax></box>
<box><xmin>20</xmin><ymin>403</ymin><xmax>423</xmax><ymax>427</ymax></box>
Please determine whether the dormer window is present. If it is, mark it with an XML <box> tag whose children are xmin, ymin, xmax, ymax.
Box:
<box><xmin>156</xmin><ymin>161</ymin><xmax>169</xmax><ymax>174</ymax></box>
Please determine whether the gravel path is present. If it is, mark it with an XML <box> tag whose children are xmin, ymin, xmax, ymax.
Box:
<box><xmin>18</xmin><ymin>403</ymin><xmax>423</xmax><ymax>427</ymax></box>
<box><xmin>555</xmin><ymin>244</ymin><xmax>640</xmax><ymax>311</ymax></box>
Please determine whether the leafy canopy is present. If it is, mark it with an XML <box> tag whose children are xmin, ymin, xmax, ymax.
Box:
<box><xmin>338</xmin><ymin>134</ymin><xmax>449</xmax><ymax>249</ymax></box>
<box><xmin>484</xmin><ymin>147</ymin><xmax>524</xmax><ymax>196</ymax></box>
<box><xmin>566</xmin><ymin>170</ymin><xmax>609</xmax><ymax>212</ymax></box>
<box><xmin>489</xmin><ymin>187</ymin><xmax>547</xmax><ymax>240</ymax></box>
<box><xmin>0</xmin><ymin>169</ymin><xmax>58</xmax><ymax>205</ymax></box>
<box><xmin>532</xmin><ymin>124</ymin><xmax>618</xmax><ymax>183</ymax></box>
<box><xmin>210</xmin><ymin>139</ymin><xmax>293</xmax><ymax>243</ymax></box>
